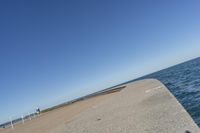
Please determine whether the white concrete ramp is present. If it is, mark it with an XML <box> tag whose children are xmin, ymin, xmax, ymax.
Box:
<box><xmin>51</xmin><ymin>79</ymin><xmax>199</xmax><ymax>133</ymax></box>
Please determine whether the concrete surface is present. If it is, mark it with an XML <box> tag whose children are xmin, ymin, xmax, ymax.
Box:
<box><xmin>50</xmin><ymin>79</ymin><xmax>200</xmax><ymax>133</ymax></box>
<box><xmin>1</xmin><ymin>79</ymin><xmax>199</xmax><ymax>133</ymax></box>
<box><xmin>0</xmin><ymin>93</ymin><xmax>113</xmax><ymax>133</ymax></box>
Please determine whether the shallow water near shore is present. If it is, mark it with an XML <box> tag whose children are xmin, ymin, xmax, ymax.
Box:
<box><xmin>139</xmin><ymin>57</ymin><xmax>200</xmax><ymax>126</ymax></box>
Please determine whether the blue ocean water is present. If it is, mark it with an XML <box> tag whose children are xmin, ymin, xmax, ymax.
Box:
<box><xmin>140</xmin><ymin>57</ymin><xmax>200</xmax><ymax>126</ymax></box>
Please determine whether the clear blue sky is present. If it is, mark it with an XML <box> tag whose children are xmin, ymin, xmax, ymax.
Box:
<box><xmin>1</xmin><ymin>0</ymin><xmax>200</xmax><ymax>123</ymax></box>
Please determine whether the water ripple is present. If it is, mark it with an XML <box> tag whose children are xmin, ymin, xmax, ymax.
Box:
<box><xmin>141</xmin><ymin>57</ymin><xmax>200</xmax><ymax>126</ymax></box>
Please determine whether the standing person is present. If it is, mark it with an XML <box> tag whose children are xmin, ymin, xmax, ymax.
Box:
<box><xmin>36</xmin><ymin>107</ymin><xmax>41</xmax><ymax>114</ymax></box>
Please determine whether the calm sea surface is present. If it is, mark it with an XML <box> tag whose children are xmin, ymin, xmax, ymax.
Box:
<box><xmin>139</xmin><ymin>57</ymin><xmax>200</xmax><ymax>126</ymax></box>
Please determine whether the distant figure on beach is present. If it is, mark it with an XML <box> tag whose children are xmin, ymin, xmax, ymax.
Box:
<box><xmin>36</xmin><ymin>107</ymin><xmax>41</xmax><ymax>114</ymax></box>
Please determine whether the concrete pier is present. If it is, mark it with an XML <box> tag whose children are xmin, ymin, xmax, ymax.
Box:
<box><xmin>51</xmin><ymin>79</ymin><xmax>200</xmax><ymax>133</ymax></box>
<box><xmin>1</xmin><ymin>79</ymin><xmax>199</xmax><ymax>133</ymax></box>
